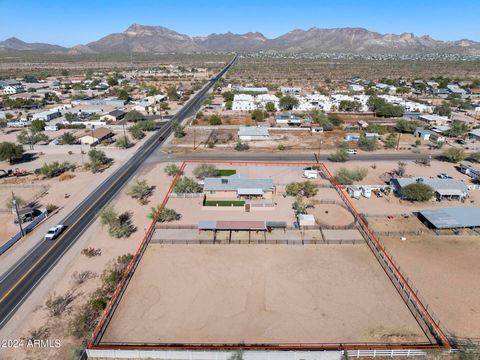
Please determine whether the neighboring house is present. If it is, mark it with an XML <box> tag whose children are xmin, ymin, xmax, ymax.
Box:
<box><xmin>101</xmin><ymin>109</ymin><xmax>126</xmax><ymax>122</ymax></box>
<box><xmin>235</xmin><ymin>86</ymin><xmax>268</xmax><ymax>93</ymax></box>
<box><xmin>203</xmin><ymin>174</ymin><xmax>274</xmax><ymax>200</ymax></box>
<box><xmin>232</xmin><ymin>94</ymin><xmax>255</xmax><ymax>111</ymax></box>
<box><xmin>458</xmin><ymin>164</ymin><xmax>480</xmax><ymax>180</ymax></box>
<box><xmin>297</xmin><ymin>214</ymin><xmax>315</xmax><ymax>226</ymax></box>
<box><xmin>77</xmin><ymin>127</ymin><xmax>114</xmax><ymax>145</ymax></box>
<box><xmin>238</xmin><ymin>126</ymin><xmax>269</xmax><ymax>141</ymax></box>
<box><xmin>31</xmin><ymin>109</ymin><xmax>61</xmax><ymax>122</ymax></box>
<box><xmin>349</xmin><ymin>84</ymin><xmax>364</xmax><ymax>92</ymax></box>
<box><xmin>418</xmin><ymin>208</ymin><xmax>480</xmax><ymax>229</ymax></box>
<box><xmin>414</xmin><ymin>128</ymin><xmax>433</xmax><ymax>141</ymax></box>
<box><xmin>275</xmin><ymin>112</ymin><xmax>300</xmax><ymax>125</ymax></box>
<box><xmin>365</xmin><ymin>133</ymin><xmax>380</xmax><ymax>140</ymax></box>
<box><xmin>280</xmin><ymin>86</ymin><xmax>302</xmax><ymax>95</ymax></box>
<box><xmin>468</xmin><ymin>129</ymin><xmax>480</xmax><ymax>141</ymax></box>
<box><xmin>344</xmin><ymin>133</ymin><xmax>361</xmax><ymax>141</ymax></box>
<box><xmin>71</xmin><ymin>97</ymin><xmax>126</xmax><ymax>107</ymax></box>
<box><xmin>418</xmin><ymin>114</ymin><xmax>451</xmax><ymax>126</ymax></box>
<box><xmin>390</xmin><ymin>177</ymin><xmax>468</xmax><ymax>201</ymax></box>
<box><xmin>0</xmin><ymin>80</ymin><xmax>24</xmax><ymax>94</ymax></box>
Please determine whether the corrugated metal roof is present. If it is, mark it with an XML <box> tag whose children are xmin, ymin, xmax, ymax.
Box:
<box><xmin>216</xmin><ymin>221</ymin><xmax>266</xmax><ymax>230</ymax></box>
<box><xmin>238</xmin><ymin>126</ymin><xmax>269</xmax><ymax>137</ymax></box>
<box><xmin>204</xmin><ymin>174</ymin><xmax>273</xmax><ymax>192</ymax></box>
<box><xmin>419</xmin><ymin>208</ymin><xmax>480</xmax><ymax>229</ymax></box>
<box><xmin>391</xmin><ymin>177</ymin><xmax>468</xmax><ymax>193</ymax></box>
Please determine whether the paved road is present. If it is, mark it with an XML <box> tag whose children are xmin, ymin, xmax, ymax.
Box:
<box><xmin>152</xmin><ymin>151</ymin><xmax>437</xmax><ymax>163</ymax></box>
<box><xmin>0</xmin><ymin>55</ymin><xmax>237</xmax><ymax>329</ymax></box>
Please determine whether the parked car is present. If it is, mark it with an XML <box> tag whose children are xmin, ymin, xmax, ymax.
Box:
<box><xmin>347</xmin><ymin>149</ymin><xmax>357</xmax><ymax>155</ymax></box>
<box><xmin>438</xmin><ymin>173</ymin><xmax>453</xmax><ymax>179</ymax></box>
<box><xmin>44</xmin><ymin>225</ymin><xmax>65</xmax><ymax>240</ymax></box>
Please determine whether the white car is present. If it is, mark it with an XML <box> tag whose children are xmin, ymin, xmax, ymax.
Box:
<box><xmin>347</xmin><ymin>149</ymin><xmax>358</xmax><ymax>155</ymax></box>
<box><xmin>44</xmin><ymin>225</ymin><xmax>65</xmax><ymax>240</ymax></box>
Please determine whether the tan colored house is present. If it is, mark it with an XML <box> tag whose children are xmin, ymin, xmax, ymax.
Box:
<box><xmin>77</xmin><ymin>127</ymin><xmax>114</xmax><ymax>145</ymax></box>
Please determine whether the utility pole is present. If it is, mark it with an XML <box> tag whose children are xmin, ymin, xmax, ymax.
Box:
<box><xmin>317</xmin><ymin>138</ymin><xmax>323</xmax><ymax>162</ymax></box>
<box><xmin>193</xmin><ymin>128</ymin><xmax>196</xmax><ymax>150</ymax></box>
<box><xmin>122</xmin><ymin>123</ymin><xmax>127</xmax><ymax>139</ymax></box>
<box><xmin>396</xmin><ymin>133</ymin><xmax>401</xmax><ymax>151</ymax></box>
<box><xmin>12</xmin><ymin>192</ymin><xmax>25</xmax><ymax>237</ymax></box>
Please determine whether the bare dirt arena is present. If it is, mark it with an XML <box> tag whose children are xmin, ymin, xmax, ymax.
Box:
<box><xmin>101</xmin><ymin>244</ymin><xmax>428</xmax><ymax>345</ymax></box>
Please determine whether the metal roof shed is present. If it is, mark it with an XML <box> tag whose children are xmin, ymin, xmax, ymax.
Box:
<box><xmin>418</xmin><ymin>208</ymin><xmax>480</xmax><ymax>229</ymax></box>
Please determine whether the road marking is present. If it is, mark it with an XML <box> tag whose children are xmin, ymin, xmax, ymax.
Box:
<box><xmin>0</xmin><ymin>127</ymin><xmax>169</xmax><ymax>306</ymax></box>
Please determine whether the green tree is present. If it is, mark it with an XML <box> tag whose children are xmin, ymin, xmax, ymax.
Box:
<box><xmin>334</xmin><ymin>168</ymin><xmax>368</xmax><ymax>185</ymax></box>
<box><xmin>193</xmin><ymin>164</ymin><xmax>218</xmax><ymax>179</ymax></box>
<box><xmin>117</xmin><ymin>89</ymin><xmax>131</xmax><ymax>101</ymax></box>
<box><xmin>434</xmin><ymin>103</ymin><xmax>451</xmax><ymax>117</ymax></box>
<box><xmin>124</xmin><ymin>110</ymin><xmax>145</xmax><ymax>122</ymax></box>
<box><xmin>30</xmin><ymin>119</ymin><xmax>45</xmax><ymax>132</ymax></box>
<box><xmin>164</xmin><ymin>163</ymin><xmax>180</xmax><ymax>176</ymax></box>
<box><xmin>445</xmin><ymin>120</ymin><xmax>469</xmax><ymax>137</ymax></box>
<box><xmin>17</xmin><ymin>129</ymin><xmax>49</xmax><ymax>149</ymax></box>
<box><xmin>137</xmin><ymin>120</ymin><xmax>156</xmax><ymax>131</ymax></box>
<box><xmin>167</xmin><ymin>86</ymin><xmax>180</xmax><ymax>101</ymax></box>
<box><xmin>172</xmin><ymin>177</ymin><xmax>202</xmax><ymax>193</ymax></box>
<box><xmin>251</xmin><ymin>109</ymin><xmax>267</xmax><ymax>121</ymax></box>
<box><xmin>368</xmin><ymin>96</ymin><xmax>404</xmax><ymax>117</ymax></box>
<box><xmin>171</xmin><ymin>122</ymin><xmax>185</xmax><ymax>138</ymax></box>
<box><xmin>61</xmin><ymin>132</ymin><xmax>77</xmax><ymax>145</ymax></box>
<box><xmin>292</xmin><ymin>196</ymin><xmax>312</xmax><ymax>215</ymax></box>
<box><xmin>327</xmin><ymin>113</ymin><xmax>343</xmax><ymax>127</ymax></box>
<box><xmin>209</xmin><ymin>115</ymin><xmax>222</xmax><ymax>125</ymax></box>
<box><xmin>384</xmin><ymin>133</ymin><xmax>398</xmax><ymax>149</ymax></box>
<box><xmin>99</xmin><ymin>205</ymin><xmax>135</xmax><ymax>238</ymax></box>
<box><xmin>358</xmin><ymin>136</ymin><xmax>378</xmax><ymax>151</ymax></box>
<box><xmin>400</xmin><ymin>183</ymin><xmax>434</xmax><ymax>202</ymax></box>
<box><xmin>329</xmin><ymin>148</ymin><xmax>350</xmax><ymax>162</ymax></box>
<box><xmin>468</xmin><ymin>151</ymin><xmax>480</xmax><ymax>163</ymax></box>
<box><xmin>395</xmin><ymin>119</ymin><xmax>423</xmax><ymax>134</ymax></box>
<box><xmin>128</xmin><ymin>124</ymin><xmax>145</xmax><ymax>140</ymax></box>
<box><xmin>0</xmin><ymin>142</ymin><xmax>24</xmax><ymax>163</ymax></box>
<box><xmin>265</xmin><ymin>102</ymin><xmax>276</xmax><ymax>112</ymax></box>
<box><xmin>339</xmin><ymin>100</ymin><xmax>362</xmax><ymax>112</ymax></box>
<box><xmin>443</xmin><ymin>148</ymin><xmax>466</xmax><ymax>163</ymax></box>
<box><xmin>116</xmin><ymin>136</ymin><xmax>133</xmax><ymax>149</ymax></box>
<box><xmin>148</xmin><ymin>206</ymin><xmax>181</xmax><ymax>222</ymax></box>
<box><xmin>126</xmin><ymin>179</ymin><xmax>152</xmax><ymax>204</ymax></box>
<box><xmin>222</xmin><ymin>91</ymin><xmax>234</xmax><ymax>102</ymax></box>
<box><xmin>39</xmin><ymin>161</ymin><xmax>75</xmax><ymax>178</ymax></box>
<box><xmin>279</xmin><ymin>95</ymin><xmax>299</xmax><ymax>110</ymax></box>
<box><xmin>225</xmin><ymin>100</ymin><xmax>232</xmax><ymax>110</ymax></box>
<box><xmin>87</xmin><ymin>149</ymin><xmax>111</xmax><ymax>173</ymax></box>
<box><xmin>107</xmin><ymin>77</ymin><xmax>118</xmax><ymax>87</ymax></box>
<box><xmin>285</xmin><ymin>181</ymin><xmax>318</xmax><ymax>198</ymax></box>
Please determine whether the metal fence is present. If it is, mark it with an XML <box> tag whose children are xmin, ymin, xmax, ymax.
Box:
<box><xmin>319</xmin><ymin>165</ymin><xmax>448</xmax><ymax>346</ymax></box>
<box><xmin>169</xmin><ymin>193</ymin><xmax>204</xmax><ymax>198</ymax></box>
<box><xmin>0</xmin><ymin>210</ymin><xmax>48</xmax><ymax>255</ymax></box>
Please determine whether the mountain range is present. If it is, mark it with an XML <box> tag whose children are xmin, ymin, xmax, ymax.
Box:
<box><xmin>2</xmin><ymin>24</ymin><xmax>480</xmax><ymax>56</ymax></box>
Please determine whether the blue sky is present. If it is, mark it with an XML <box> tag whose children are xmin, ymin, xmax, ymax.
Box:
<box><xmin>1</xmin><ymin>0</ymin><xmax>479</xmax><ymax>46</ymax></box>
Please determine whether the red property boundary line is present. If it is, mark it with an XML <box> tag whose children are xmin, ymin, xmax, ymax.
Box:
<box><xmin>88</xmin><ymin>160</ymin><xmax>450</xmax><ymax>351</ymax></box>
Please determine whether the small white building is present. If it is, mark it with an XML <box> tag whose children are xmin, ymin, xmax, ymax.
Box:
<box><xmin>418</xmin><ymin>114</ymin><xmax>451</xmax><ymax>126</ymax></box>
<box><xmin>297</xmin><ymin>214</ymin><xmax>315</xmax><ymax>227</ymax></box>
<box><xmin>238</xmin><ymin>126</ymin><xmax>269</xmax><ymax>141</ymax></box>
<box><xmin>280</xmin><ymin>86</ymin><xmax>301</xmax><ymax>95</ymax></box>
<box><xmin>31</xmin><ymin>109</ymin><xmax>61</xmax><ymax>122</ymax></box>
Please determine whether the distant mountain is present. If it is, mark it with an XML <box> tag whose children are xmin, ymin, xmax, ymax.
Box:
<box><xmin>84</xmin><ymin>24</ymin><xmax>202</xmax><ymax>53</ymax></box>
<box><xmin>0</xmin><ymin>37</ymin><xmax>66</xmax><ymax>51</ymax></box>
<box><xmin>2</xmin><ymin>25</ymin><xmax>480</xmax><ymax>56</ymax></box>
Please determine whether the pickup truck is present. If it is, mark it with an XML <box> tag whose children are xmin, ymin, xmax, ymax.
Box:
<box><xmin>44</xmin><ymin>225</ymin><xmax>65</xmax><ymax>240</ymax></box>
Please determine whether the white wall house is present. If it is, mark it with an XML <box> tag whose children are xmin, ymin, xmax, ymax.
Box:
<box><xmin>0</xmin><ymin>80</ymin><xmax>25</xmax><ymax>95</ymax></box>
<box><xmin>238</xmin><ymin>126</ymin><xmax>269</xmax><ymax>141</ymax></box>
<box><xmin>255</xmin><ymin>94</ymin><xmax>279</xmax><ymax>110</ymax></box>
<box><xmin>232</xmin><ymin>94</ymin><xmax>255</xmax><ymax>111</ymax></box>
<box><xmin>31</xmin><ymin>109</ymin><xmax>61</xmax><ymax>121</ymax></box>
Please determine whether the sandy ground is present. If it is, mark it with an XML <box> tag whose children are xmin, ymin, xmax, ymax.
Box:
<box><xmin>0</xmin><ymin>161</ymin><xmax>173</xmax><ymax>360</ymax></box>
<box><xmin>101</xmin><ymin>244</ymin><xmax>427</xmax><ymax>345</ymax></box>
<box><xmin>380</xmin><ymin>235</ymin><xmax>480</xmax><ymax>339</ymax></box>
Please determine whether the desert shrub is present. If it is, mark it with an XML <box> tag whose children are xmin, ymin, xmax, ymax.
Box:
<box><xmin>329</xmin><ymin>148</ymin><xmax>349</xmax><ymax>162</ymax></box>
<box><xmin>86</xmin><ymin>149</ymin><xmax>112</xmax><ymax>173</ymax></box>
<box><xmin>400</xmin><ymin>183</ymin><xmax>434</xmax><ymax>202</ymax></box>
<box><xmin>26</xmin><ymin>326</ymin><xmax>50</xmax><ymax>341</ymax></box>
<box><xmin>164</xmin><ymin>163</ymin><xmax>181</xmax><ymax>176</ymax></box>
<box><xmin>358</xmin><ymin>136</ymin><xmax>378</xmax><ymax>151</ymax></box>
<box><xmin>45</xmin><ymin>204</ymin><xmax>58</xmax><ymax>213</ymax></box>
<box><xmin>193</xmin><ymin>163</ymin><xmax>218</xmax><ymax>179</ymax></box>
<box><xmin>39</xmin><ymin>161</ymin><xmax>75</xmax><ymax>178</ymax></box>
<box><xmin>125</xmin><ymin>178</ymin><xmax>152</xmax><ymax>204</ymax></box>
<box><xmin>6</xmin><ymin>195</ymin><xmax>26</xmax><ymax>210</ymax></box>
<box><xmin>99</xmin><ymin>206</ymin><xmax>136</xmax><ymax>238</ymax></box>
<box><xmin>334</xmin><ymin>168</ymin><xmax>368</xmax><ymax>185</ymax></box>
<box><xmin>148</xmin><ymin>206</ymin><xmax>181</xmax><ymax>222</ymax></box>
<box><xmin>171</xmin><ymin>122</ymin><xmax>185</xmax><ymax>138</ymax></box>
<box><xmin>443</xmin><ymin>148</ymin><xmax>466</xmax><ymax>163</ymax></box>
<box><xmin>128</xmin><ymin>124</ymin><xmax>145</xmax><ymax>140</ymax></box>
<box><xmin>58</xmin><ymin>172</ymin><xmax>75</xmax><ymax>181</ymax></box>
<box><xmin>172</xmin><ymin>176</ymin><xmax>202</xmax><ymax>193</ymax></box>
<box><xmin>81</xmin><ymin>247</ymin><xmax>102</xmax><ymax>257</ymax></box>
<box><xmin>71</xmin><ymin>270</ymin><xmax>97</xmax><ymax>285</ymax></box>
<box><xmin>45</xmin><ymin>290</ymin><xmax>77</xmax><ymax>317</ymax></box>
<box><xmin>209</xmin><ymin>115</ymin><xmax>222</xmax><ymax>125</ymax></box>
<box><xmin>234</xmin><ymin>141</ymin><xmax>250</xmax><ymax>151</ymax></box>
<box><xmin>116</xmin><ymin>135</ymin><xmax>133</xmax><ymax>149</ymax></box>
<box><xmin>285</xmin><ymin>181</ymin><xmax>318</xmax><ymax>198</ymax></box>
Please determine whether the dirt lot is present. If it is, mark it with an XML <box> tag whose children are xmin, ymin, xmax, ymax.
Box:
<box><xmin>380</xmin><ymin>235</ymin><xmax>480</xmax><ymax>339</ymax></box>
<box><xmin>101</xmin><ymin>244</ymin><xmax>427</xmax><ymax>345</ymax></box>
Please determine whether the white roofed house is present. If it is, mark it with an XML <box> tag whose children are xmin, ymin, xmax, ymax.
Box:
<box><xmin>0</xmin><ymin>80</ymin><xmax>25</xmax><ymax>95</ymax></box>
<box><xmin>238</xmin><ymin>126</ymin><xmax>269</xmax><ymax>141</ymax></box>
<box><xmin>232</xmin><ymin>94</ymin><xmax>256</xmax><ymax>111</ymax></box>
<box><xmin>280</xmin><ymin>86</ymin><xmax>301</xmax><ymax>95</ymax></box>
<box><xmin>390</xmin><ymin>177</ymin><xmax>469</xmax><ymax>201</ymax></box>
<box><xmin>31</xmin><ymin>109</ymin><xmax>61</xmax><ymax>122</ymax></box>
<box><xmin>203</xmin><ymin>174</ymin><xmax>275</xmax><ymax>200</ymax></box>
<box><xmin>418</xmin><ymin>114</ymin><xmax>452</xmax><ymax>127</ymax></box>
